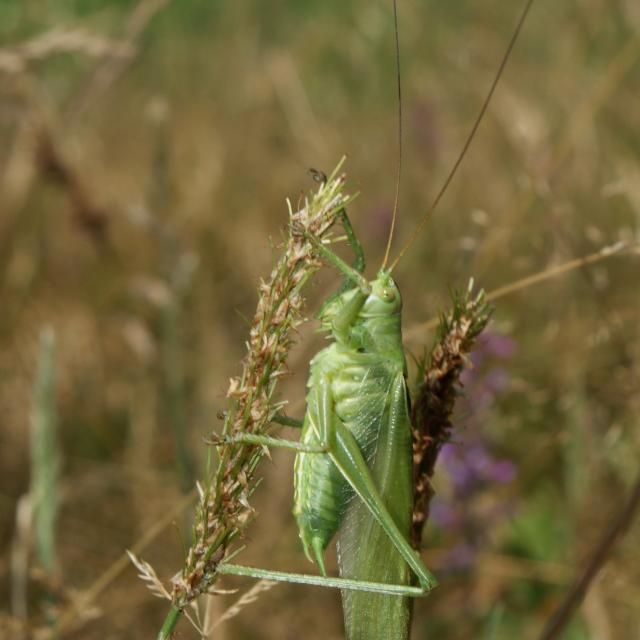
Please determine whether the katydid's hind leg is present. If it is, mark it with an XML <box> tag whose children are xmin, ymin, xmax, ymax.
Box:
<box><xmin>331</xmin><ymin>422</ymin><xmax>436</xmax><ymax>591</ymax></box>
<box><xmin>315</xmin><ymin>375</ymin><xmax>437</xmax><ymax>591</ymax></box>
<box><xmin>338</xmin><ymin>374</ymin><xmax>435</xmax><ymax>639</ymax></box>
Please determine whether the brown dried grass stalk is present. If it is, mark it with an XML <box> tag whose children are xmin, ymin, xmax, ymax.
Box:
<box><xmin>154</xmin><ymin>159</ymin><xmax>352</xmax><ymax>638</ymax></box>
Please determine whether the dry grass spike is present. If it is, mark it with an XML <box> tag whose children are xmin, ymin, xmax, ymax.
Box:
<box><xmin>144</xmin><ymin>158</ymin><xmax>354</xmax><ymax>639</ymax></box>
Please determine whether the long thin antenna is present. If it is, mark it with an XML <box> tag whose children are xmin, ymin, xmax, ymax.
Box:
<box><xmin>388</xmin><ymin>0</ymin><xmax>535</xmax><ymax>272</ymax></box>
<box><xmin>381</xmin><ymin>0</ymin><xmax>403</xmax><ymax>270</ymax></box>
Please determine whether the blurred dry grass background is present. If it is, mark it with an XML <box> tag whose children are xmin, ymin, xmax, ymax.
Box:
<box><xmin>1</xmin><ymin>0</ymin><xmax>639</xmax><ymax>638</ymax></box>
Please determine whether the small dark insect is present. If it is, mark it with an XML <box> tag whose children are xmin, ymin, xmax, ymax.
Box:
<box><xmin>308</xmin><ymin>168</ymin><xmax>328</xmax><ymax>185</ymax></box>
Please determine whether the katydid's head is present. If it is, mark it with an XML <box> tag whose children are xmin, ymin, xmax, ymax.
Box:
<box><xmin>361</xmin><ymin>270</ymin><xmax>402</xmax><ymax>318</ymax></box>
<box><xmin>357</xmin><ymin>270</ymin><xmax>404</xmax><ymax>360</ymax></box>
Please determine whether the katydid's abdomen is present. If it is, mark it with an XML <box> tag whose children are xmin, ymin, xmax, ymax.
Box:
<box><xmin>293</xmin><ymin>368</ymin><xmax>349</xmax><ymax>573</ymax></box>
<box><xmin>293</xmin><ymin>346</ymin><xmax>392</xmax><ymax>570</ymax></box>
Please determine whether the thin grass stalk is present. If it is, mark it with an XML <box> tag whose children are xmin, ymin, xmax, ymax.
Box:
<box><xmin>154</xmin><ymin>159</ymin><xmax>352</xmax><ymax>639</ymax></box>
<box><xmin>30</xmin><ymin>327</ymin><xmax>61</xmax><ymax>576</ymax></box>
<box><xmin>29</xmin><ymin>328</ymin><xmax>61</xmax><ymax>638</ymax></box>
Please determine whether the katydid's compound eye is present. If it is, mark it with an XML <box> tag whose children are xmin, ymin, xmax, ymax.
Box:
<box><xmin>383</xmin><ymin>289</ymin><xmax>395</xmax><ymax>302</ymax></box>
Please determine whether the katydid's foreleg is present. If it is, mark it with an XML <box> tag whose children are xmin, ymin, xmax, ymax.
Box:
<box><xmin>316</xmin><ymin>375</ymin><xmax>437</xmax><ymax>592</ymax></box>
<box><xmin>336</xmin><ymin>209</ymin><xmax>365</xmax><ymax>295</ymax></box>
<box><xmin>305</xmin><ymin>227</ymin><xmax>373</xmax><ymax>341</ymax></box>
<box><xmin>305</xmin><ymin>232</ymin><xmax>370</xmax><ymax>294</ymax></box>
<box><xmin>338</xmin><ymin>209</ymin><xmax>365</xmax><ymax>274</ymax></box>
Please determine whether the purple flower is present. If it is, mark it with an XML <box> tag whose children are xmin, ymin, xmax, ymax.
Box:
<box><xmin>488</xmin><ymin>459</ymin><xmax>518</xmax><ymax>484</ymax></box>
<box><xmin>445</xmin><ymin>542</ymin><xmax>477</xmax><ymax>571</ymax></box>
<box><xmin>430</xmin><ymin>501</ymin><xmax>463</xmax><ymax>529</ymax></box>
<box><xmin>484</xmin><ymin>368</ymin><xmax>510</xmax><ymax>393</ymax></box>
<box><xmin>479</xmin><ymin>331</ymin><xmax>517</xmax><ymax>360</ymax></box>
<box><xmin>440</xmin><ymin>442</ymin><xmax>517</xmax><ymax>494</ymax></box>
<box><xmin>430</xmin><ymin>326</ymin><xmax>518</xmax><ymax>573</ymax></box>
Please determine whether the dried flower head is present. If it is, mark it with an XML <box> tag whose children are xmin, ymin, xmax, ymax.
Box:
<box><xmin>410</xmin><ymin>280</ymin><xmax>492</xmax><ymax>548</ymax></box>
<box><xmin>167</xmin><ymin>159</ymin><xmax>353</xmax><ymax>609</ymax></box>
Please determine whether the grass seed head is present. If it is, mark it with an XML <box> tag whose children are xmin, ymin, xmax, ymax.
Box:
<box><xmin>171</xmin><ymin>159</ymin><xmax>352</xmax><ymax>606</ymax></box>
<box><xmin>410</xmin><ymin>281</ymin><xmax>493</xmax><ymax>548</ymax></box>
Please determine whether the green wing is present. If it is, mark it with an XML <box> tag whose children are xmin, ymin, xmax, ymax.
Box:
<box><xmin>337</xmin><ymin>372</ymin><xmax>415</xmax><ymax>640</ymax></box>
